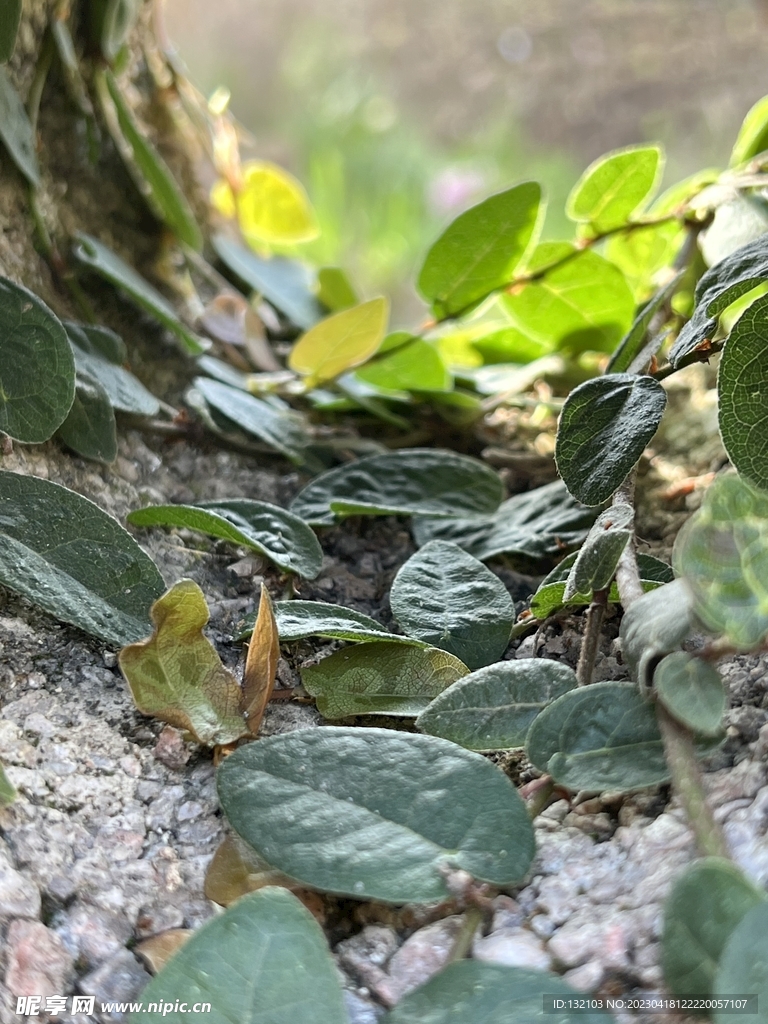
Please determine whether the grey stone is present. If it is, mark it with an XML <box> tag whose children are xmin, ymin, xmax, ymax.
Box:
<box><xmin>55</xmin><ymin>903</ymin><xmax>133</xmax><ymax>968</ymax></box>
<box><xmin>343</xmin><ymin>990</ymin><xmax>385</xmax><ymax>1024</ymax></box>
<box><xmin>473</xmin><ymin>928</ymin><xmax>552</xmax><ymax>971</ymax></box>
<box><xmin>385</xmin><ymin>917</ymin><xmax>463</xmax><ymax>1001</ymax></box>
<box><xmin>78</xmin><ymin>950</ymin><xmax>150</xmax><ymax>1024</ymax></box>
<box><xmin>5</xmin><ymin>920</ymin><xmax>75</xmax><ymax>998</ymax></box>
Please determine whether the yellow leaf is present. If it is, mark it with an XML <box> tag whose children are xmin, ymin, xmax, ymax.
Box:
<box><xmin>118</xmin><ymin>579</ymin><xmax>247</xmax><ymax>746</ymax></box>
<box><xmin>136</xmin><ymin>931</ymin><xmax>193</xmax><ymax>974</ymax></box>
<box><xmin>211</xmin><ymin>160</ymin><xmax>319</xmax><ymax>247</ymax></box>
<box><xmin>242</xmin><ymin>583</ymin><xmax>279</xmax><ymax>735</ymax></box>
<box><xmin>289</xmin><ymin>297</ymin><xmax>389</xmax><ymax>386</ymax></box>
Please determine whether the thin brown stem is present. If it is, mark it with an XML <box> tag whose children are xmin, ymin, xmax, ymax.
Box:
<box><xmin>576</xmin><ymin>589</ymin><xmax>608</xmax><ymax>686</ymax></box>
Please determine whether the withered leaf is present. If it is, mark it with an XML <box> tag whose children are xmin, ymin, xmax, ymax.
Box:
<box><xmin>242</xmin><ymin>583</ymin><xmax>280</xmax><ymax>735</ymax></box>
<box><xmin>204</xmin><ymin>835</ymin><xmax>292</xmax><ymax>907</ymax></box>
<box><xmin>119</xmin><ymin>579</ymin><xmax>247</xmax><ymax>746</ymax></box>
<box><xmin>135</xmin><ymin>931</ymin><xmax>193</xmax><ymax>975</ymax></box>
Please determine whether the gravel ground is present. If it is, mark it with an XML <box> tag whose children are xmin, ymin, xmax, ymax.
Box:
<box><xmin>0</xmin><ymin>419</ymin><xmax>766</xmax><ymax>1024</ymax></box>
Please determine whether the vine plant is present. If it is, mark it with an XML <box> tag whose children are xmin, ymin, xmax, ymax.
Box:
<box><xmin>0</xmin><ymin>3</ymin><xmax>767</xmax><ymax>1022</ymax></box>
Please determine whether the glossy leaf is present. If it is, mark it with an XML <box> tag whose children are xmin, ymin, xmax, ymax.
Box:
<box><xmin>0</xmin><ymin>67</ymin><xmax>40</xmax><ymax>186</ymax></box>
<box><xmin>606</xmin><ymin>220</ymin><xmax>684</xmax><ymax>300</ymax></box>
<box><xmin>290</xmin><ymin>449</ymin><xmax>503</xmax><ymax>526</ymax></box>
<box><xmin>101</xmin><ymin>70</ymin><xmax>203</xmax><ymax>250</ymax></box>
<box><xmin>242</xmin><ymin>584</ymin><xmax>279</xmax><ymax>735</ymax></box>
<box><xmin>317</xmin><ymin>266</ymin><xmax>358</xmax><ymax>311</ymax></box>
<box><xmin>356</xmin><ymin>338</ymin><xmax>451</xmax><ymax>393</ymax></box>
<box><xmin>301</xmin><ymin>641</ymin><xmax>469</xmax><ymax>718</ymax></box>
<box><xmin>663</xmin><ymin>858</ymin><xmax>765</xmax><ymax>998</ymax></box>
<box><xmin>530</xmin><ymin>552</ymin><xmax>673</xmax><ymax>619</ymax></box>
<box><xmin>57</xmin><ymin>376</ymin><xmax>117</xmax><ymax>464</ymax></box>
<box><xmin>0</xmin><ymin>471</ymin><xmax>164</xmax><ymax>646</ymax></box>
<box><xmin>526</xmin><ymin>681</ymin><xmax>671</xmax><ymax>791</ymax></box>
<box><xmin>73</xmin><ymin>233</ymin><xmax>205</xmax><ymax>355</ymax></box>
<box><xmin>0</xmin><ymin>278</ymin><xmax>75</xmax><ymax>442</ymax></box>
<box><xmin>212</xmin><ymin>160</ymin><xmax>319</xmax><ymax>247</ymax></box>
<box><xmin>669</xmin><ymin>234</ymin><xmax>768</xmax><ymax>367</ymax></box>
<box><xmin>193</xmin><ymin>377</ymin><xmax>311</xmax><ymax>465</ymax></box>
<box><xmin>414</xmin><ymin>480</ymin><xmax>598</xmax><ymax>564</ymax></box>
<box><xmin>101</xmin><ymin>0</ymin><xmax>139</xmax><ymax>62</ymax></box>
<box><xmin>390</xmin><ymin>541</ymin><xmax>513</xmax><ymax>669</ymax></box>
<box><xmin>418</xmin><ymin>182</ymin><xmax>543</xmax><ymax>318</ymax></box>
<box><xmin>65</xmin><ymin>321</ymin><xmax>160</xmax><ymax>417</ymax></box>
<box><xmin>213</xmin><ymin>234</ymin><xmax>323</xmax><ymax>329</ymax></box>
<box><xmin>607</xmin><ymin>272</ymin><xmax>683</xmax><ymax>373</ymax></box>
<box><xmin>714</xmin><ymin>903</ymin><xmax>768</xmax><ymax>1023</ymax></box>
<box><xmin>654</xmin><ymin>652</ymin><xmax>727</xmax><ymax>737</ymax></box>
<box><xmin>235</xmin><ymin>599</ymin><xmax>422</xmax><ymax>645</ymax></box>
<box><xmin>730</xmin><ymin>94</ymin><xmax>768</xmax><ymax>166</ymax></box>
<box><xmin>0</xmin><ymin>763</ymin><xmax>16</xmax><ymax>808</ymax></box>
<box><xmin>289</xmin><ymin>297</ymin><xmax>389</xmax><ymax>386</ymax></box>
<box><xmin>416</xmin><ymin>659</ymin><xmax>577</xmax><ymax>752</ymax></box>
<box><xmin>503</xmin><ymin>245</ymin><xmax>635</xmax><ymax>354</ymax></box>
<box><xmin>718</xmin><ymin>294</ymin><xmax>768</xmax><ymax>490</ymax></box>
<box><xmin>674</xmin><ymin>474</ymin><xmax>768</xmax><ymax>650</ymax></box>
<box><xmin>620</xmin><ymin>580</ymin><xmax>696</xmax><ymax>690</ymax></box>
<box><xmin>127</xmin><ymin>499</ymin><xmax>322</xmax><ymax>578</ymax></box>
<box><xmin>386</xmin><ymin>961</ymin><xmax>610</xmax><ymax>1024</ymax></box>
<box><xmin>217</xmin><ymin>727</ymin><xmax>536</xmax><ymax>903</ymax></box>
<box><xmin>118</xmin><ymin>579</ymin><xmax>247</xmax><ymax>746</ymax></box>
<box><xmin>131</xmin><ymin>888</ymin><xmax>347</xmax><ymax>1024</ymax></box>
<box><xmin>0</xmin><ymin>0</ymin><xmax>21</xmax><ymax>62</ymax></box>
<box><xmin>555</xmin><ymin>373</ymin><xmax>667</xmax><ymax>506</ymax></box>
<box><xmin>567</xmin><ymin>144</ymin><xmax>663</xmax><ymax>232</ymax></box>
<box><xmin>563</xmin><ymin>504</ymin><xmax>633</xmax><ymax>600</ymax></box>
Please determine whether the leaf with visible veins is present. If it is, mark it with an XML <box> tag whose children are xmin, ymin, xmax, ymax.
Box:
<box><xmin>242</xmin><ymin>584</ymin><xmax>280</xmax><ymax>735</ymax></box>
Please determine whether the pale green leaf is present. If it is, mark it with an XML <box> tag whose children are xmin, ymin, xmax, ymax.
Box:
<box><xmin>730</xmin><ymin>94</ymin><xmax>768</xmax><ymax>166</ymax></box>
<box><xmin>235</xmin><ymin>599</ymin><xmax>423</xmax><ymax>645</ymax></box>
<box><xmin>355</xmin><ymin>338</ymin><xmax>451</xmax><ymax>392</ymax></box>
<box><xmin>317</xmin><ymin>266</ymin><xmax>358</xmax><ymax>311</ymax></box>
<box><xmin>620</xmin><ymin>579</ymin><xmax>697</xmax><ymax>690</ymax></box>
<box><xmin>566</xmin><ymin>144</ymin><xmax>663</xmax><ymax>232</ymax></box>
<box><xmin>289</xmin><ymin>297</ymin><xmax>389</xmax><ymax>386</ymax></box>
<box><xmin>0</xmin><ymin>67</ymin><xmax>40</xmax><ymax>186</ymax></box>
<box><xmin>564</xmin><ymin>504</ymin><xmax>633</xmax><ymax>600</ymax></box>
<box><xmin>217</xmin><ymin>727</ymin><xmax>536</xmax><ymax>902</ymax></box>
<box><xmin>715</xmin><ymin>903</ymin><xmax>768</xmax><ymax>1023</ymax></box>
<box><xmin>0</xmin><ymin>762</ymin><xmax>16</xmax><ymax>808</ymax></box>
<box><xmin>530</xmin><ymin>552</ymin><xmax>673</xmax><ymax>619</ymax></box>
<box><xmin>654</xmin><ymin>652</ymin><xmax>727</xmax><ymax>736</ymax></box>
<box><xmin>301</xmin><ymin>641</ymin><xmax>469</xmax><ymax>718</ymax></box>
<box><xmin>101</xmin><ymin>0</ymin><xmax>139</xmax><ymax>62</ymax></box>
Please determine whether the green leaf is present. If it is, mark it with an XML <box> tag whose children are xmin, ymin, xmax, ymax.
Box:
<box><xmin>663</xmin><ymin>858</ymin><xmax>765</xmax><ymax>998</ymax></box>
<box><xmin>193</xmin><ymin>377</ymin><xmax>311</xmax><ymax>465</ymax></box>
<box><xmin>566</xmin><ymin>144</ymin><xmax>663</xmax><ymax>232</ymax></box>
<box><xmin>100</xmin><ymin>0</ymin><xmax>139</xmax><ymax>62</ymax></box>
<box><xmin>118</xmin><ymin>579</ymin><xmax>247</xmax><ymax>746</ymax></box>
<box><xmin>564</xmin><ymin>504</ymin><xmax>633</xmax><ymax>600</ymax></box>
<box><xmin>301</xmin><ymin>641</ymin><xmax>469</xmax><ymax>718</ymax></box>
<box><xmin>386</xmin><ymin>960</ymin><xmax>611</xmax><ymax>1024</ymax></box>
<box><xmin>290</xmin><ymin>449</ymin><xmax>503</xmax><ymax>526</ymax></box>
<box><xmin>416</xmin><ymin>659</ymin><xmax>578</xmax><ymax>752</ymax></box>
<box><xmin>317</xmin><ymin>266</ymin><xmax>358</xmax><ymax>311</ymax></box>
<box><xmin>217</xmin><ymin>727</ymin><xmax>535</xmax><ymax>903</ymax></box>
<box><xmin>673</xmin><ymin>473</ymin><xmax>768</xmax><ymax>650</ymax></box>
<box><xmin>65</xmin><ymin>321</ymin><xmax>160</xmax><ymax>417</ymax></box>
<box><xmin>606</xmin><ymin>220</ymin><xmax>684</xmax><ymax>300</ymax></box>
<box><xmin>127</xmin><ymin>500</ymin><xmax>322</xmax><ymax>578</ymax></box>
<box><xmin>0</xmin><ymin>762</ymin><xmax>16</xmax><ymax>808</ymax></box>
<box><xmin>130</xmin><ymin>887</ymin><xmax>347</xmax><ymax>1024</ymax></box>
<box><xmin>73</xmin><ymin>233</ymin><xmax>205</xmax><ymax>355</ymax></box>
<box><xmin>714</xmin><ymin>903</ymin><xmax>768</xmax><ymax>1023</ymax></box>
<box><xmin>502</xmin><ymin>245</ymin><xmax>635</xmax><ymax>355</ymax></box>
<box><xmin>99</xmin><ymin>70</ymin><xmax>203</xmax><ymax>250</ymax></box>
<box><xmin>0</xmin><ymin>471</ymin><xmax>164</xmax><ymax>645</ymax></box>
<box><xmin>654</xmin><ymin>652</ymin><xmax>727</xmax><ymax>737</ymax></box>
<box><xmin>418</xmin><ymin>182</ymin><xmax>543</xmax><ymax>319</ymax></box>
<box><xmin>730</xmin><ymin>94</ymin><xmax>768</xmax><ymax>166</ymax></box>
<box><xmin>0</xmin><ymin>0</ymin><xmax>21</xmax><ymax>63</ymax></box>
<box><xmin>0</xmin><ymin>278</ymin><xmax>75</xmax><ymax>441</ymax></box>
<box><xmin>288</xmin><ymin>297</ymin><xmax>389</xmax><ymax>386</ymax></box>
<box><xmin>555</xmin><ymin>373</ymin><xmax>667</xmax><ymax>506</ymax></box>
<box><xmin>355</xmin><ymin>338</ymin><xmax>451</xmax><ymax>393</ymax></box>
<box><xmin>235</xmin><ymin>599</ymin><xmax>423</xmax><ymax>645</ymax></box>
<box><xmin>213</xmin><ymin>234</ymin><xmax>323</xmax><ymax>330</ymax></box>
<box><xmin>526</xmin><ymin>681</ymin><xmax>672</xmax><ymax>792</ymax></box>
<box><xmin>718</xmin><ymin>294</ymin><xmax>768</xmax><ymax>490</ymax></box>
<box><xmin>531</xmin><ymin>552</ymin><xmax>673</xmax><ymax>619</ymax></box>
<box><xmin>414</xmin><ymin>480</ymin><xmax>598</xmax><ymax>564</ymax></box>
<box><xmin>0</xmin><ymin>67</ymin><xmax>40</xmax><ymax>186</ymax></box>
<box><xmin>669</xmin><ymin>235</ymin><xmax>768</xmax><ymax>367</ymax></box>
<box><xmin>607</xmin><ymin>272</ymin><xmax>683</xmax><ymax>373</ymax></box>
<box><xmin>619</xmin><ymin>579</ymin><xmax>697</xmax><ymax>690</ymax></box>
<box><xmin>57</xmin><ymin>376</ymin><xmax>118</xmax><ymax>463</ymax></box>
<box><xmin>390</xmin><ymin>541</ymin><xmax>513</xmax><ymax>669</ymax></box>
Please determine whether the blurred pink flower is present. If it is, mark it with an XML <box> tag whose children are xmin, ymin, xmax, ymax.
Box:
<box><xmin>428</xmin><ymin>167</ymin><xmax>486</xmax><ymax>215</ymax></box>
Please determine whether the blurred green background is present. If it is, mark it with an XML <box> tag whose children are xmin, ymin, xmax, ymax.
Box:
<box><xmin>164</xmin><ymin>0</ymin><xmax>768</xmax><ymax>322</ymax></box>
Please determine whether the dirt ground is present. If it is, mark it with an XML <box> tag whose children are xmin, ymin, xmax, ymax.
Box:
<box><xmin>0</xmin><ymin>365</ymin><xmax>766</xmax><ymax>1024</ymax></box>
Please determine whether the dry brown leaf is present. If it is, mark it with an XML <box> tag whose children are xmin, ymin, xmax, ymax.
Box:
<box><xmin>241</xmin><ymin>582</ymin><xmax>279</xmax><ymax>735</ymax></box>
<box><xmin>198</xmin><ymin>293</ymin><xmax>280</xmax><ymax>371</ymax></box>
<box><xmin>135</xmin><ymin>930</ymin><xmax>193</xmax><ymax>974</ymax></box>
